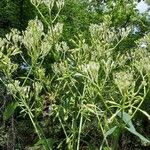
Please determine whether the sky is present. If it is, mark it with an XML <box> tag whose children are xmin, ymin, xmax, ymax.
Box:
<box><xmin>136</xmin><ymin>0</ymin><xmax>150</xmax><ymax>13</ymax></box>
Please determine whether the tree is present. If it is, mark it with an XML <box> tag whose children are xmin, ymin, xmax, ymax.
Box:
<box><xmin>0</xmin><ymin>0</ymin><xmax>35</xmax><ymax>36</ymax></box>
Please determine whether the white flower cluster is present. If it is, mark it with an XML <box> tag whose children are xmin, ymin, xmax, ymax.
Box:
<box><xmin>7</xmin><ymin>80</ymin><xmax>30</xmax><ymax>99</ymax></box>
<box><xmin>22</xmin><ymin>19</ymin><xmax>63</xmax><ymax>63</ymax></box>
<box><xmin>52</xmin><ymin>61</ymin><xmax>68</xmax><ymax>75</ymax></box>
<box><xmin>79</xmin><ymin>61</ymin><xmax>100</xmax><ymax>83</ymax></box>
<box><xmin>89</xmin><ymin>23</ymin><xmax>116</xmax><ymax>44</ymax></box>
<box><xmin>114</xmin><ymin>70</ymin><xmax>134</xmax><ymax>93</ymax></box>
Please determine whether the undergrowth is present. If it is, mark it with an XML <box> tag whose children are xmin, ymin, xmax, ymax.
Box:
<box><xmin>0</xmin><ymin>0</ymin><xmax>150</xmax><ymax>149</ymax></box>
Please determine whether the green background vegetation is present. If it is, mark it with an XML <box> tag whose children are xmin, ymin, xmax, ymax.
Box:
<box><xmin>0</xmin><ymin>0</ymin><xmax>150</xmax><ymax>149</ymax></box>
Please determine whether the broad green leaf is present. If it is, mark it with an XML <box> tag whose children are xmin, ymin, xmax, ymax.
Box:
<box><xmin>104</xmin><ymin>126</ymin><xmax>117</xmax><ymax>138</ymax></box>
<box><xmin>3</xmin><ymin>101</ymin><xmax>18</xmax><ymax>121</ymax></box>
<box><xmin>100</xmin><ymin>126</ymin><xmax>117</xmax><ymax>150</ymax></box>
<box><xmin>117</xmin><ymin>111</ymin><xmax>134</xmax><ymax>129</ymax></box>
<box><xmin>118</xmin><ymin>111</ymin><xmax>150</xmax><ymax>144</ymax></box>
<box><xmin>126</xmin><ymin>127</ymin><xmax>150</xmax><ymax>144</ymax></box>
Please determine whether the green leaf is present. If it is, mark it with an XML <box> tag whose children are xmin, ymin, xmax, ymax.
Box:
<box><xmin>104</xmin><ymin>126</ymin><xmax>117</xmax><ymax>138</ymax></box>
<box><xmin>100</xmin><ymin>126</ymin><xmax>117</xmax><ymax>150</ymax></box>
<box><xmin>126</xmin><ymin>127</ymin><xmax>150</xmax><ymax>144</ymax></box>
<box><xmin>117</xmin><ymin>111</ymin><xmax>134</xmax><ymax>129</ymax></box>
<box><xmin>3</xmin><ymin>101</ymin><xmax>18</xmax><ymax>121</ymax></box>
<box><xmin>35</xmin><ymin>138</ymin><xmax>54</xmax><ymax>150</ymax></box>
<box><xmin>118</xmin><ymin>111</ymin><xmax>150</xmax><ymax>144</ymax></box>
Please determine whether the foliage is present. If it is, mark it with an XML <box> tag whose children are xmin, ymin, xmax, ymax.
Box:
<box><xmin>0</xmin><ymin>0</ymin><xmax>150</xmax><ymax>150</ymax></box>
<box><xmin>0</xmin><ymin>0</ymin><xmax>35</xmax><ymax>36</ymax></box>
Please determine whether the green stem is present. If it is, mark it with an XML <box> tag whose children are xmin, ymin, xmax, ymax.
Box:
<box><xmin>77</xmin><ymin>113</ymin><xmax>83</xmax><ymax>150</ymax></box>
